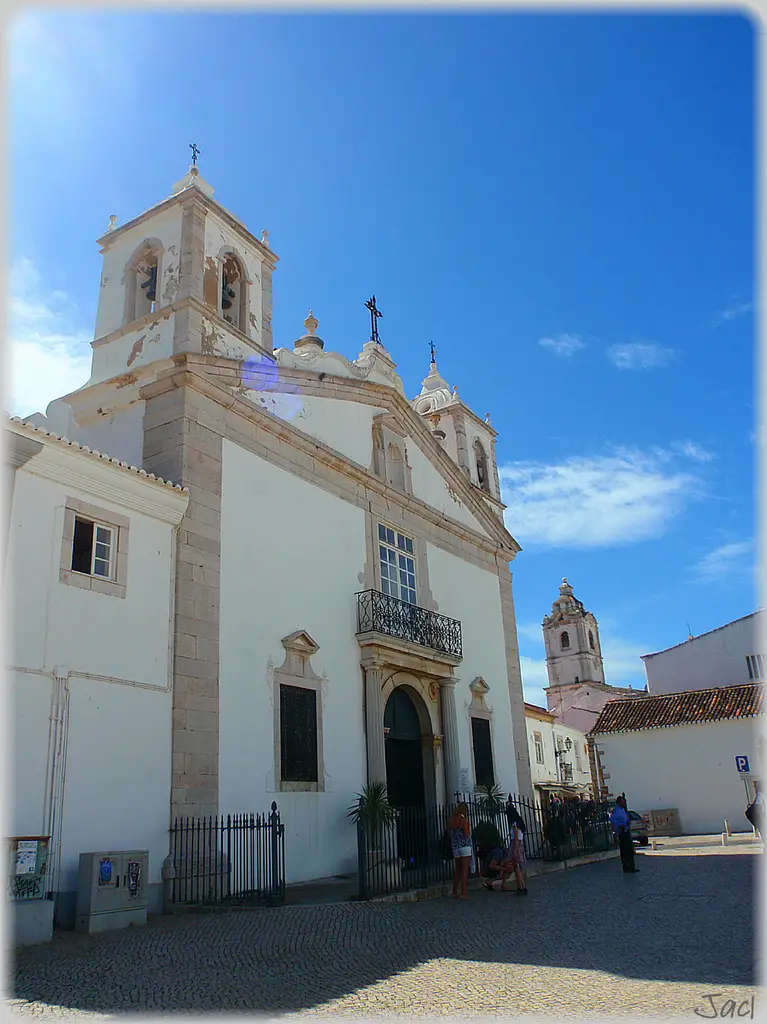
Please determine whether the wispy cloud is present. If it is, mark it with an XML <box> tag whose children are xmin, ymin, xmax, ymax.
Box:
<box><xmin>691</xmin><ymin>540</ymin><xmax>753</xmax><ymax>582</ymax></box>
<box><xmin>538</xmin><ymin>334</ymin><xmax>585</xmax><ymax>359</ymax></box>
<box><xmin>6</xmin><ymin>257</ymin><xmax>92</xmax><ymax>418</ymax></box>
<box><xmin>606</xmin><ymin>342</ymin><xmax>674</xmax><ymax>371</ymax></box>
<box><xmin>712</xmin><ymin>301</ymin><xmax>752</xmax><ymax>328</ymax></box>
<box><xmin>500</xmin><ymin>446</ymin><xmax>705</xmax><ymax>548</ymax></box>
<box><xmin>669</xmin><ymin>441</ymin><xmax>716</xmax><ymax>463</ymax></box>
<box><xmin>519</xmin><ymin>656</ymin><xmax>550</xmax><ymax>710</ymax></box>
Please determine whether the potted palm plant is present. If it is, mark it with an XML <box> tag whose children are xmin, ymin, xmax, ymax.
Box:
<box><xmin>347</xmin><ymin>782</ymin><xmax>401</xmax><ymax>894</ymax></box>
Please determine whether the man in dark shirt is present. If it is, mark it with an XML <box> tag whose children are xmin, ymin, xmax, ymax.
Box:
<box><xmin>481</xmin><ymin>845</ymin><xmax>514</xmax><ymax>891</ymax></box>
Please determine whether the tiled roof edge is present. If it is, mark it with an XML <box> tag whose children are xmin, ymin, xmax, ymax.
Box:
<box><xmin>6</xmin><ymin>415</ymin><xmax>189</xmax><ymax>494</ymax></box>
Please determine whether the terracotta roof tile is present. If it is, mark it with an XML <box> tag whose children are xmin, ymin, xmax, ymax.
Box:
<box><xmin>590</xmin><ymin>683</ymin><xmax>763</xmax><ymax>735</ymax></box>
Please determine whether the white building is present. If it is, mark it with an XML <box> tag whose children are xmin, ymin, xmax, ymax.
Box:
<box><xmin>542</xmin><ymin>578</ymin><xmax>643</xmax><ymax>733</ymax></box>
<box><xmin>590</xmin><ymin>684</ymin><xmax>763</xmax><ymax>834</ymax></box>
<box><xmin>8</xmin><ymin>164</ymin><xmax>534</xmax><ymax>914</ymax></box>
<box><xmin>524</xmin><ymin>703</ymin><xmax>592</xmax><ymax>806</ymax></box>
<box><xmin>642</xmin><ymin>611</ymin><xmax>765</xmax><ymax>695</ymax></box>
<box><xmin>6</xmin><ymin>417</ymin><xmax>189</xmax><ymax>926</ymax></box>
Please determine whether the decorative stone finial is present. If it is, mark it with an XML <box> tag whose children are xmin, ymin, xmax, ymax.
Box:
<box><xmin>485</xmin><ymin>412</ymin><xmax>492</xmax><ymax>425</ymax></box>
<box><xmin>304</xmin><ymin>309</ymin><xmax>318</xmax><ymax>335</ymax></box>
<box><xmin>107</xmin><ymin>215</ymin><xmax>118</xmax><ymax>233</ymax></box>
<box><xmin>452</xmin><ymin>385</ymin><xmax>459</xmax><ymax>398</ymax></box>
<box><xmin>261</xmin><ymin>229</ymin><xmax>270</xmax><ymax>247</ymax></box>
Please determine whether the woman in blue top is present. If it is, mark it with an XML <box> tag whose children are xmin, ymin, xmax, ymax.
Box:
<box><xmin>610</xmin><ymin>795</ymin><xmax>639</xmax><ymax>873</ymax></box>
<box><xmin>448</xmin><ymin>803</ymin><xmax>472</xmax><ymax>899</ymax></box>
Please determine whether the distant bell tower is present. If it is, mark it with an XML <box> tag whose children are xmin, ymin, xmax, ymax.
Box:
<box><xmin>542</xmin><ymin>578</ymin><xmax>605</xmax><ymax>688</ymax></box>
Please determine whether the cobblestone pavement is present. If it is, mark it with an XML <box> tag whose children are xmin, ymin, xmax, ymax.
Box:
<box><xmin>7</xmin><ymin>848</ymin><xmax>761</xmax><ymax>1020</ymax></box>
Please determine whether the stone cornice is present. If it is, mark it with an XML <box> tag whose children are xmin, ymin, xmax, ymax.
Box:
<box><xmin>5</xmin><ymin>420</ymin><xmax>190</xmax><ymax>524</ymax></box>
<box><xmin>140</xmin><ymin>361</ymin><xmax>519</xmax><ymax>560</ymax></box>
<box><xmin>165</xmin><ymin>356</ymin><xmax>520</xmax><ymax>557</ymax></box>
<box><xmin>448</xmin><ymin>401</ymin><xmax>498</xmax><ymax>439</ymax></box>
<box><xmin>96</xmin><ymin>188</ymin><xmax>278</xmax><ymax>270</ymax></box>
<box><xmin>356</xmin><ymin>632</ymin><xmax>461</xmax><ymax>673</ymax></box>
<box><xmin>91</xmin><ymin>296</ymin><xmax>274</xmax><ymax>360</ymax></box>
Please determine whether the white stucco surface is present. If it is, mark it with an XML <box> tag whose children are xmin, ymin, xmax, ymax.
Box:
<box><xmin>241</xmin><ymin>391</ymin><xmax>378</xmax><ymax>469</ymax></box>
<box><xmin>90</xmin><ymin>314</ymin><xmax>175</xmax><ymax>384</ymax></box>
<box><xmin>219</xmin><ymin>438</ymin><xmax>368</xmax><ymax>883</ymax></box>
<box><xmin>406</xmin><ymin>440</ymin><xmax>490</xmax><ymax>536</ymax></box>
<box><xmin>95</xmin><ymin>205</ymin><xmax>184</xmax><ymax>341</ymax></box>
<box><xmin>425</xmin><ymin>543</ymin><xmax>519</xmax><ymax>796</ymax></box>
<box><xmin>7</xmin><ymin>437</ymin><xmax>184</xmax><ymax>903</ymax></box>
<box><xmin>10</xmin><ymin>472</ymin><xmax>176</xmax><ymax>686</ymax></box>
<box><xmin>57</xmin><ymin>677</ymin><xmax>173</xmax><ymax>895</ymax></box>
<box><xmin>643</xmin><ymin>612</ymin><xmax>763</xmax><ymax>694</ymax></box>
<box><xmin>597</xmin><ymin>718</ymin><xmax>761</xmax><ymax>834</ymax></box>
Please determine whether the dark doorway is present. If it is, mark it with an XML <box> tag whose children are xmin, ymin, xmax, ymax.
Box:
<box><xmin>384</xmin><ymin>687</ymin><xmax>425</xmax><ymax>809</ymax></box>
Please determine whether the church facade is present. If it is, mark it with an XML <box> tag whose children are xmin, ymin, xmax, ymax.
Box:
<box><xmin>8</xmin><ymin>165</ymin><xmax>533</xmax><ymax>908</ymax></box>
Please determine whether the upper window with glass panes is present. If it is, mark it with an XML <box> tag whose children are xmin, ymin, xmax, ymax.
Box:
<box><xmin>378</xmin><ymin>524</ymin><xmax>417</xmax><ymax>605</ymax></box>
<box><xmin>71</xmin><ymin>517</ymin><xmax>116</xmax><ymax>579</ymax></box>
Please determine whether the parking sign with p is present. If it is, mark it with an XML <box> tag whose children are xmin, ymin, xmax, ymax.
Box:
<box><xmin>735</xmin><ymin>755</ymin><xmax>751</xmax><ymax>773</ymax></box>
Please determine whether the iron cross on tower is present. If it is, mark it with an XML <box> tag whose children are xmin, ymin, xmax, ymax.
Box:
<box><xmin>429</xmin><ymin>340</ymin><xmax>437</xmax><ymax>363</ymax></box>
<box><xmin>365</xmin><ymin>295</ymin><xmax>383</xmax><ymax>345</ymax></box>
<box><xmin>189</xmin><ymin>142</ymin><xmax>201</xmax><ymax>165</ymax></box>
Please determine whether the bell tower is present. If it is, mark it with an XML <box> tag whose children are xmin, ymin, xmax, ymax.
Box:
<box><xmin>410</xmin><ymin>347</ymin><xmax>505</xmax><ymax>522</ymax></box>
<box><xmin>89</xmin><ymin>162</ymin><xmax>278</xmax><ymax>386</ymax></box>
<box><xmin>542</xmin><ymin>578</ymin><xmax>605</xmax><ymax>688</ymax></box>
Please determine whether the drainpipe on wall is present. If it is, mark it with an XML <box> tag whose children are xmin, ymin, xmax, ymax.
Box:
<box><xmin>45</xmin><ymin>665</ymin><xmax>71</xmax><ymax>919</ymax></box>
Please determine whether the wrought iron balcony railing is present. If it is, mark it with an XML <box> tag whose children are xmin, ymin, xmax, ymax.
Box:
<box><xmin>356</xmin><ymin>589</ymin><xmax>463</xmax><ymax>659</ymax></box>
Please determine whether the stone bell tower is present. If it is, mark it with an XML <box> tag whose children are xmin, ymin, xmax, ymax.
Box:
<box><xmin>89</xmin><ymin>162</ymin><xmax>278</xmax><ymax>387</ymax></box>
<box><xmin>33</xmin><ymin>160</ymin><xmax>279</xmax><ymax>465</ymax></box>
<box><xmin>542</xmin><ymin>578</ymin><xmax>605</xmax><ymax>689</ymax></box>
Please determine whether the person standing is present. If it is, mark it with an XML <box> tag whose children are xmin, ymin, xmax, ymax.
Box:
<box><xmin>610</xmin><ymin>795</ymin><xmax>639</xmax><ymax>873</ymax></box>
<box><xmin>448</xmin><ymin>803</ymin><xmax>472</xmax><ymax>899</ymax></box>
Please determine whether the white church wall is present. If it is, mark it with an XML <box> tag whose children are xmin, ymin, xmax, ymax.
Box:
<box><xmin>7</xmin><ymin>458</ymin><xmax>182</xmax><ymax>921</ymax></box>
<box><xmin>643</xmin><ymin>612</ymin><xmax>763</xmax><ymax>695</ymax></box>
<box><xmin>57</xmin><ymin>678</ymin><xmax>172</xmax><ymax>920</ymax></box>
<box><xmin>219</xmin><ymin>438</ymin><xmax>368</xmax><ymax>883</ymax></box>
<box><xmin>406</xmin><ymin>439</ymin><xmax>490</xmax><ymax>535</ymax></box>
<box><xmin>95</xmin><ymin>205</ymin><xmax>184</xmax><ymax>341</ymax></box>
<box><xmin>63</xmin><ymin>398</ymin><xmax>148</xmax><ymax>471</ymax></box>
<box><xmin>597</xmin><ymin>718</ymin><xmax>761</xmax><ymax>834</ymax></box>
<box><xmin>10</xmin><ymin>671</ymin><xmax>53</xmax><ymax>835</ymax></box>
<box><xmin>10</xmin><ymin>472</ymin><xmax>176</xmax><ymax>687</ymax></box>
<box><xmin>242</xmin><ymin>391</ymin><xmax>378</xmax><ymax>469</ymax></box>
<box><xmin>425</xmin><ymin>544</ymin><xmax>520</xmax><ymax>796</ymax></box>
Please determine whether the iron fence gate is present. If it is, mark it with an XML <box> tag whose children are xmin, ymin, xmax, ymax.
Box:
<box><xmin>168</xmin><ymin>804</ymin><xmax>285</xmax><ymax>906</ymax></box>
<box><xmin>356</xmin><ymin>793</ymin><xmax>615</xmax><ymax>899</ymax></box>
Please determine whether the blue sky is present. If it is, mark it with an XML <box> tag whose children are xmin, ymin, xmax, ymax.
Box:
<box><xmin>7</xmin><ymin>10</ymin><xmax>757</xmax><ymax>707</ymax></box>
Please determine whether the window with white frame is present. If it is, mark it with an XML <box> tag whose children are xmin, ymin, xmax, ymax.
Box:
<box><xmin>71</xmin><ymin>518</ymin><xmax>115</xmax><ymax>579</ymax></box>
<box><xmin>533</xmin><ymin>731</ymin><xmax>544</xmax><ymax>764</ymax></box>
<box><xmin>746</xmin><ymin>654</ymin><xmax>765</xmax><ymax>680</ymax></box>
<box><xmin>574</xmin><ymin>741</ymin><xmax>582</xmax><ymax>772</ymax></box>
<box><xmin>378</xmin><ymin>524</ymin><xmax>416</xmax><ymax>604</ymax></box>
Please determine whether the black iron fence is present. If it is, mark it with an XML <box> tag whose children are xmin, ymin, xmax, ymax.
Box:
<box><xmin>356</xmin><ymin>589</ymin><xmax>463</xmax><ymax>659</ymax></box>
<box><xmin>167</xmin><ymin>804</ymin><xmax>285</xmax><ymax>907</ymax></box>
<box><xmin>355</xmin><ymin>793</ymin><xmax>615</xmax><ymax>899</ymax></box>
<box><xmin>457</xmin><ymin>792</ymin><xmax>615</xmax><ymax>864</ymax></box>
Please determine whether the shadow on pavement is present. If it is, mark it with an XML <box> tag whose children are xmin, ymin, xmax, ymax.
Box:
<box><xmin>9</xmin><ymin>851</ymin><xmax>759</xmax><ymax>1016</ymax></box>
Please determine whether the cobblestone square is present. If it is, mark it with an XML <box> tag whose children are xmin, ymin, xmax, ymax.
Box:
<box><xmin>7</xmin><ymin>845</ymin><xmax>762</xmax><ymax>1019</ymax></box>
